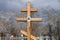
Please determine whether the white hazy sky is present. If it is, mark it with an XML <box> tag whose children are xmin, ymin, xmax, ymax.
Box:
<box><xmin>0</xmin><ymin>0</ymin><xmax>60</xmax><ymax>25</ymax></box>
<box><xmin>0</xmin><ymin>0</ymin><xmax>60</xmax><ymax>11</ymax></box>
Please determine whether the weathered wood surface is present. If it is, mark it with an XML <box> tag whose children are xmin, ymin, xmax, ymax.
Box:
<box><xmin>21</xmin><ymin>8</ymin><xmax>37</xmax><ymax>12</ymax></box>
<box><xmin>16</xmin><ymin>1</ymin><xmax>42</xmax><ymax>40</ymax></box>
<box><xmin>20</xmin><ymin>30</ymin><xmax>38</xmax><ymax>40</ymax></box>
<box><xmin>16</xmin><ymin>18</ymin><xmax>42</xmax><ymax>22</ymax></box>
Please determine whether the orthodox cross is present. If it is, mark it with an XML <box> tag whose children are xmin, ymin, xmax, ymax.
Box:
<box><xmin>16</xmin><ymin>1</ymin><xmax>42</xmax><ymax>40</ymax></box>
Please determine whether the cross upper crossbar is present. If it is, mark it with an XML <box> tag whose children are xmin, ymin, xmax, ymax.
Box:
<box><xmin>21</xmin><ymin>8</ymin><xmax>37</xmax><ymax>12</ymax></box>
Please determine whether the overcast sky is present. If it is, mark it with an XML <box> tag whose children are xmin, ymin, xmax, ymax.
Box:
<box><xmin>0</xmin><ymin>0</ymin><xmax>60</xmax><ymax>26</ymax></box>
<box><xmin>0</xmin><ymin>0</ymin><xmax>60</xmax><ymax>11</ymax></box>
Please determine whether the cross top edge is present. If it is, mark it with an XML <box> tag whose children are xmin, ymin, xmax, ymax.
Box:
<box><xmin>28</xmin><ymin>0</ymin><xmax>30</xmax><ymax>1</ymax></box>
<box><xmin>26</xmin><ymin>0</ymin><xmax>31</xmax><ymax>3</ymax></box>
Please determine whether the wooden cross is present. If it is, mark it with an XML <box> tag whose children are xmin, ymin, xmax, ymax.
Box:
<box><xmin>16</xmin><ymin>1</ymin><xmax>42</xmax><ymax>40</ymax></box>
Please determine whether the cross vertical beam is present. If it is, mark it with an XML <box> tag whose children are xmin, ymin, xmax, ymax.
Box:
<box><xmin>27</xmin><ymin>2</ymin><xmax>31</xmax><ymax>16</ymax></box>
<box><xmin>27</xmin><ymin>2</ymin><xmax>31</xmax><ymax>40</ymax></box>
<box><xmin>27</xmin><ymin>22</ymin><xmax>31</xmax><ymax>40</ymax></box>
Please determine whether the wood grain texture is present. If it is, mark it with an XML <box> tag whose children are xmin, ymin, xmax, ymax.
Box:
<box><xmin>27</xmin><ymin>22</ymin><xmax>31</xmax><ymax>40</ymax></box>
<box><xmin>16</xmin><ymin>1</ymin><xmax>42</xmax><ymax>40</ymax></box>
<box><xmin>31</xmin><ymin>18</ymin><xmax>42</xmax><ymax>22</ymax></box>
<box><xmin>20</xmin><ymin>30</ymin><xmax>38</xmax><ymax>40</ymax></box>
<box><xmin>16</xmin><ymin>18</ymin><xmax>27</xmax><ymax>22</ymax></box>
<box><xmin>21</xmin><ymin>8</ymin><xmax>37</xmax><ymax>12</ymax></box>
